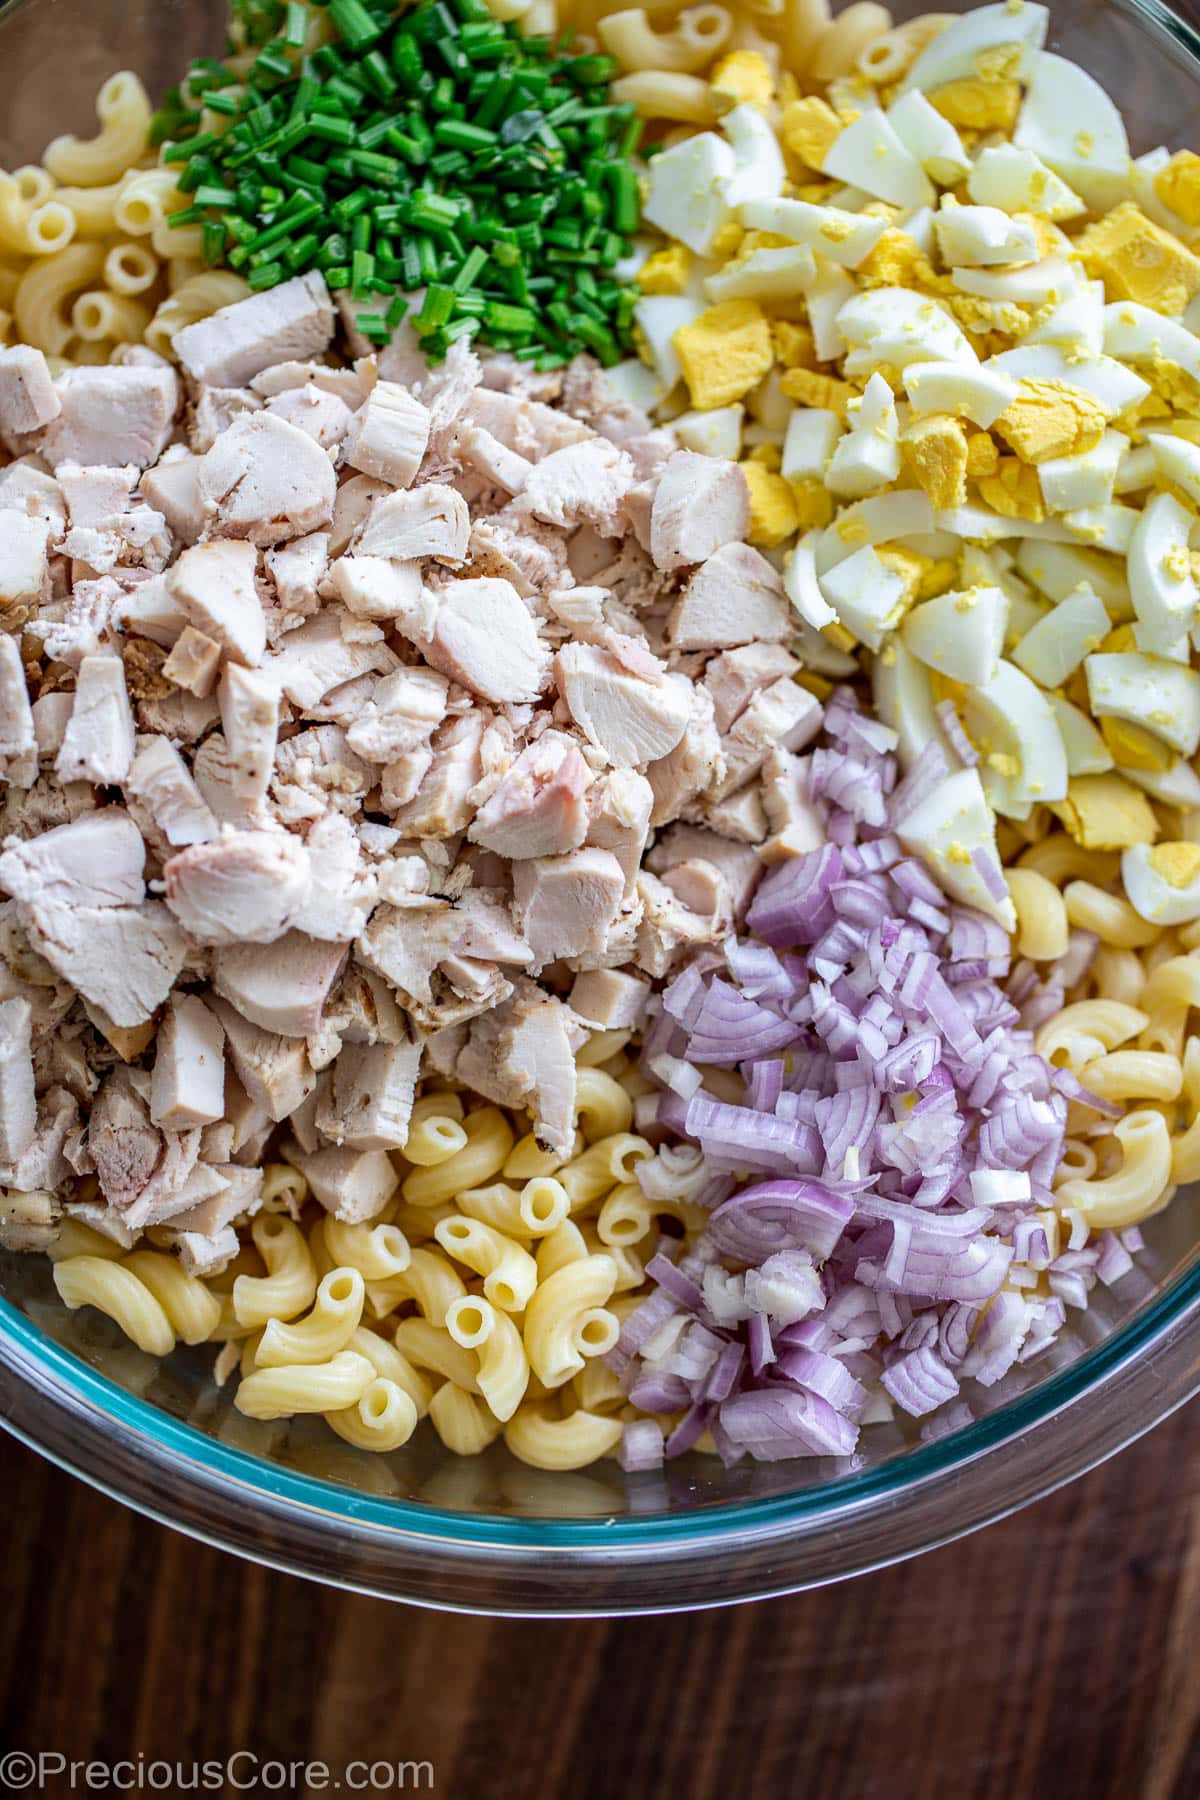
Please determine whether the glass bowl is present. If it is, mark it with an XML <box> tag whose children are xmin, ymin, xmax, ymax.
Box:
<box><xmin>3</xmin><ymin>0</ymin><xmax>1200</xmax><ymax>1615</ymax></box>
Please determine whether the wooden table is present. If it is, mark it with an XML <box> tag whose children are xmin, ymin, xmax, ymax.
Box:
<box><xmin>2</xmin><ymin>1405</ymin><xmax>1197</xmax><ymax>1800</ymax></box>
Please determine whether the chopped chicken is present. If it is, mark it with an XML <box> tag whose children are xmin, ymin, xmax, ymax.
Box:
<box><xmin>0</xmin><ymin>810</ymin><xmax>144</xmax><ymax>906</ymax></box>
<box><xmin>39</xmin><ymin>363</ymin><xmax>177</xmax><ymax>471</ymax></box>
<box><xmin>345</xmin><ymin>665</ymin><xmax>448</xmax><ymax>765</ymax></box>
<box><xmin>264</xmin><ymin>531</ymin><xmax>328</xmax><ymax>622</ymax></box>
<box><xmin>189</xmin><ymin>383</ymin><xmax>262</xmax><ymax>454</ymax></box>
<box><xmin>0</xmin><ymin>634</ymin><xmax>36</xmax><ymax>787</ymax></box>
<box><xmin>251</xmin><ymin>359</ymin><xmax>371</xmax><ymax>408</ymax></box>
<box><xmin>150</xmin><ymin>993</ymin><xmax>226</xmax><ymax>1129</ymax></box>
<box><xmin>263</xmin><ymin>608</ymin><xmax>396</xmax><ymax>709</ymax></box>
<box><xmin>465</xmin><ymin>388</ymin><xmax>591</xmax><ymax>460</ymax></box>
<box><xmin>218</xmin><ymin>664</ymin><xmax>279</xmax><ymax>806</ymax></box>
<box><xmin>0</xmin><ymin>461</ymin><xmax>65</xmax><ymax>534</ymax></box>
<box><xmin>57</xmin><ymin>462</ymin><xmax>170</xmax><ymax>574</ymax></box>
<box><xmin>0</xmin><ymin>996</ymin><xmax>36</xmax><ymax>1165</ymax></box>
<box><xmin>0</xmin><ymin>345</ymin><xmax>59</xmax><ymax>440</ymax></box>
<box><xmin>24</xmin><ymin>899</ymin><xmax>185</xmax><ymax>1027</ymax></box>
<box><xmin>126</xmin><ymin>734</ymin><xmax>218</xmax><ymax>847</ymax></box>
<box><xmin>283</xmin><ymin>1143</ymin><xmax>397</xmax><ymax>1222</ymax></box>
<box><xmin>422</xmin><ymin>577</ymin><xmax>549</xmax><ymax>704</ymax></box>
<box><xmin>512</xmin><ymin>846</ymin><xmax>625</xmax><ymax>966</ymax></box>
<box><xmin>355</xmin><ymin>482</ymin><xmax>469</xmax><ymax>562</ymax></box>
<box><xmin>0</xmin><ymin>510</ymin><xmax>50</xmax><ymax>609</ymax></box>
<box><xmin>669</xmin><ymin>541</ymin><xmax>792</xmax><ymax>651</ymax></box>
<box><xmin>173</xmin><ymin>272</ymin><xmax>335</xmax><ymax>389</ymax></box>
<box><xmin>759</xmin><ymin>747</ymin><xmax>826</xmax><ymax>860</ymax></box>
<box><xmin>328</xmin><ymin>553</ymin><xmax>424</xmax><ymax>622</ymax></box>
<box><xmin>450</xmin><ymin>978</ymin><xmax>580</xmax><ymax>1154</ymax></box>
<box><xmin>213</xmin><ymin>932</ymin><xmax>347</xmax><ymax>1037</ymax></box>
<box><xmin>635</xmin><ymin>869</ymin><xmax>731</xmax><ymax>978</ymax></box>
<box><xmin>705</xmin><ymin>643</ymin><xmax>802</xmax><ymax>733</ymax></box>
<box><xmin>164</xmin><ymin>830</ymin><xmax>311</xmax><ymax>946</ymax></box>
<box><xmin>710</xmin><ymin>677</ymin><xmax>823</xmax><ymax>800</ymax></box>
<box><xmin>343</xmin><ymin>380</ymin><xmax>430</xmax><ymax>487</ymax></box>
<box><xmin>162</xmin><ymin>625</ymin><xmax>223</xmax><ymax>696</ymax></box>
<box><xmin>315</xmin><ymin>1039</ymin><xmax>421</xmax><ymax>1151</ymax></box>
<box><xmin>198</xmin><ymin>412</ymin><xmax>336</xmax><ymax>546</ymax></box>
<box><xmin>702</xmin><ymin>783</ymin><xmax>770</xmax><ymax>843</ymax></box>
<box><xmin>555</xmin><ymin>640</ymin><xmax>690</xmax><ymax>765</ymax></box>
<box><xmin>469</xmin><ymin>501</ymin><xmax>569</xmax><ymax>595</ymax></box>
<box><xmin>469</xmin><ymin>731</ymin><xmax>593</xmax><ymax>859</ymax></box>
<box><xmin>585</xmin><ymin>768</ymin><xmax>654</xmax><ymax>894</ymax></box>
<box><xmin>646</xmin><ymin>680</ymin><xmax>724</xmax><ymax>827</ymax></box>
<box><xmin>31</xmin><ymin>692</ymin><xmax>72</xmax><ymax>762</ymax></box>
<box><xmin>265</xmin><ymin>383</ymin><xmax>353</xmax><ymax>452</ymax></box>
<box><xmin>457</xmin><ymin>424</ymin><xmax>532</xmax><ymax>495</ymax></box>
<box><xmin>649</xmin><ymin>452</ymin><xmax>750</xmax><ymax>572</ymax></box>
<box><xmin>140</xmin><ymin>451</ymin><xmax>205</xmax><ymax>546</ymax></box>
<box><xmin>207</xmin><ymin>996</ymin><xmax>315</xmax><ymax>1123</ymax></box>
<box><xmin>167</xmin><ymin>539</ymin><xmax>266</xmax><ymax>668</ymax></box>
<box><xmin>115</xmin><ymin>572</ymin><xmax>188</xmax><ymax>648</ymax></box>
<box><xmin>55</xmin><ymin>654</ymin><xmax>135</xmax><ymax>785</ymax></box>
<box><xmin>568</xmin><ymin>967</ymin><xmax>650</xmax><ymax>1030</ymax></box>
<box><xmin>520</xmin><ymin>438</ymin><xmax>636</xmax><ymax>533</ymax></box>
<box><xmin>290</xmin><ymin>813</ymin><xmax>377</xmax><ymax>942</ymax></box>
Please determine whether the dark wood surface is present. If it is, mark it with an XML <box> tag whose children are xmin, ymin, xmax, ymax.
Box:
<box><xmin>2</xmin><ymin>1403</ymin><xmax>1198</xmax><ymax>1800</ymax></box>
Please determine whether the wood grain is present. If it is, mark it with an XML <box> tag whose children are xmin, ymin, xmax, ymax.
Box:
<box><xmin>2</xmin><ymin>1405</ymin><xmax>1198</xmax><ymax>1800</ymax></box>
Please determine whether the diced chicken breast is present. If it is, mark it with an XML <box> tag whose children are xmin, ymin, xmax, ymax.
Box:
<box><xmin>568</xmin><ymin>968</ymin><xmax>650</xmax><ymax>1030</ymax></box>
<box><xmin>343</xmin><ymin>380</ymin><xmax>431</xmax><ymax>487</ymax></box>
<box><xmin>40</xmin><ymin>364</ymin><xmax>177</xmax><ymax>471</ymax></box>
<box><xmin>207</xmin><ymin>995</ymin><xmax>315</xmax><ymax>1123</ymax></box>
<box><xmin>251</xmin><ymin>359</ymin><xmax>370</xmax><ymax>408</ymax></box>
<box><xmin>387</xmin><ymin>709</ymin><xmax>487</xmax><ymax>838</ymax></box>
<box><xmin>0</xmin><ymin>510</ymin><xmax>50</xmax><ymax>609</ymax></box>
<box><xmin>0</xmin><ymin>345</ymin><xmax>59</xmax><ymax>438</ymax></box>
<box><xmin>162</xmin><ymin>625</ymin><xmax>223</xmax><ymax>696</ymax></box>
<box><xmin>31</xmin><ymin>692</ymin><xmax>71</xmax><ymax>762</ymax></box>
<box><xmin>451</xmin><ymin>979</ymin><xmax>580</xmax><ymax>1154</ymax></box>
<box><xmin>55</xmin><ymin>654</ymin><xmax>135</xmax><ymax>785</ymax></box>
<box><xmin>218</xmin><ymin>664</ymin><xmax>279</xmax><ymax>805</ymax></box>
<box><xmin>24</xmin><ymin>898</ymin><xmax>185</xmax><ymax>1027</ymax></box>
<box><xmin>126</xmin><ymin>734</ymin><xmax>218</xmax><ymax>847</ymax></box>
<box><xmin>173</xmin><ymin>272</ymin><xmax>335</xmax><ymax>389</ymax></box>
<box><xmin>213</xmin><ymin>932</ymin><xmax>347</xmax><ymax>1037</ymax></box>
<box><xmin>520</xmin><ymin>438</ymin><xmax>637</xmax><ymax>533</ymax></box>
<box><xmin>512</xmin><ymin>846</ymin><xmax>625</xmax><ymax>965</ymax></box>
<box><xmin>711</xmin><ymin>677</ymin><xmax>823</xmax><ymax>800</ymax></box>
<box><xmin>668</xmin><ymin>541</ymin><xmax>792</xmax><ymax>651</ymax></box>
<box><xmin>264</xmin><ymin>530</ymin><xmax>328</xmax><ymax>621</ymax></box>
<box><xmin>0</xmin><ymin>809</ymin><xmax>144</xmax><ymax>906</ymax></box>
<box><xmin>328</xmin><ymin>554</ymin><xmax>423</xmax><ymax>622</ymax></box>
<box><xmin>263</xmin><ymin>608</ymin><xmax>396</xmax><ymax>709</ymax></box>
<box><xmin>419</xmin><ymin>577</ymin><xmax>548</xmax><ymax>705</ymax></box>
<box><xmin>649</xmin><ymin>452</ymin><xmax>751</xmax><ymax>571</ymax></box>
<box><xmin>316</xmin><ymin>1039</ymin><xmax>421</xmax><ymax>1151</ymax></box>
<box><xmin>284</xmin><ymin>1144</ymin><xmax>397</xmax><ymax>1222</ymax></box>
<box><xmin>469</xmin><ymin>732</ymin><xmax>593</xmax><ymax>859</ymax></box>
<box><xmin>585</xmin><ymin>767</ymin><xmax>654</xmax><ymax>894</ymax></box>
<box><xmin>646</xmin><ymin>680</ymin><xmax>724</xmax><ymax>827</ymax></box>
<box><xmin>114</xmin><ymin>572</ymin><xmax>188</xmax><ymax>648</ymax></box>
<box><xmin>345</xmin><ymin>666</ymin><xmax>448</xmax><ymax>764</ymax></box>
<box><xmin>164</xmin><ymin>829</ymin><xmax>311</xmax><ymax>946</ymax></box>
<box><xmin>705</xmin><ymin>642</ymin><xmax>802</xmax><ymax>733</ymax></box>
<box><xmin>265</xmin><ymin>383</ymin><xmax>353</xmax><ymax>452</ymax></box>
<box><xmin>86</xmin><ymin>1072</ymin><xmax>164</xmax><ymax>1210</ymax></box>
<box><xmin>555</xmin><ymin>641</ymin><xmax>690</xmax><ymax>766</ymax></box>
<box><xmin>150</xmin><ymin>993</ymin><xmax>226</xmax><ymax>1128</ymax></box>
<box><xmin>167</xmin><ymin>539</ymin><xmax>266</xmax><ymax>668</ymax></box>
<box><xmin>140</xmin><ymin>451</ymin><xmax>205</xmax><ymax>546</ymax></box>
<box><xmin>198</xmin><ymin>412</ymin><xmax>336</xmax><ymax>547</ymax></box>
<box><xmin>190</xmin><ymin>384</ymin><xmax>262</xmax><ymax>455</ymax></box>
<box><xmin>634</xmin><ymin>869</ymin><xmax>729</xmax><ymax>978</ymax></box>
<box><xmin>457</xmin><ymin>424</ymin><xmax>532</xmax><ymax>494</ymax></box>
<box><xmin>465</xmin><ymin>388</ymin><xmax>592</xmax><ymax>459</ymax></box>
<box><xmin>0</xmin><ymin>997</ymin><xmax>36</xmax><ymax>1165</ymax></box>
<box><xmin>290</xmin><ymin>813</ymin><xmax>377</xmax><ymax>942</ymax></box>
<box><xmin>0</xmin><ymin>634</ymin><xmax>36</xmax><ymax>787</ymax></box>
<box><xmin>355</xmin><ymin>483</ymin><xmax>469</xmax><ymax>562</ymax></box>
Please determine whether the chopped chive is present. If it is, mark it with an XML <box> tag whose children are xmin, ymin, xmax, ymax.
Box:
<box><xmin>248</xmin><ymin>260</ymin><xmax>287</xmax><ymax>289</ymax></box>
<box><xmin>452</xmin><ymin>244</ymin><xmax>488</xmax><ymax>293</ymax></box>
<box><xmin>416</xmin><ymin>283</ymin><xmax>456</xmax><ymax>332</ymax></box>
<box><xmin>328</xmin><ymin>0</ymin><xmax>384</xmax><ymax>51</ymax></box>
<box><xmin>307</xmin><ymin>112</ymin><xmax>356</xmax><ymax>145</ymax></box>
<box><xmin>284</xmin><ymin>2</ymin><xmax>308</xmax><ymax>47</ymax></box>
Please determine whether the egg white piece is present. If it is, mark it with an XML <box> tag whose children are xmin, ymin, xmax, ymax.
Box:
<box><xmin>1022</xmin><ymin>279</ymin><xmax>1106</xmax><ymax>358</ymax></box>
<box><xmin>903</xmin><ymin>584</ymin><xmax>1008</xmax><ymax>687</ymax></box>
<box><xmin>801</xmin><ymin>259</ymin><xmax>856</xmax><ymax>361</ymax></box>
<box><xmin>738</xmin><ymin>199</ymin><xmax>886</xmax><ymax>269</ymax></box>
<box><xmin>1114</xmin><ymin>443</ymin><xmax>1158</xmax><ymax>495</ymax></box>
<box><xmin>966</xmin><ymin>145</ymin><xmax>1087</xmax><ymax>221</ymax></box>
<box><xmin>984</xmin><ymin>344</ymin><xmax>1150</xmax><ymax>415</ymax></box>
<box><xmin>1122</xmin><ymin>843</ymin><xmax>1200</xmax><ymax>925</ymax></box>
<box><xmin>1014</xmin><ymin>537</ymin><xmax>1132</xmax><ymax>612</ymax></box>
<box><xmin>837</xmin><ymin>287</ymin><xmax>978</xmax><ymax>377</ymax></box>
<box><xmin>934</xmin><ymin>504</ymin><xmax>1076</xmax><ymax>545</ymax></box>
<box><xmin>704</xmin><ymin>244</ymin><xmax>818</xmax><ymax>304</ymax></box>
<box><xmin>1102</xmin><ymin>303</ymin><xmax>1200</xmax><ymax>385</ymax></box>
<box><xmin>720</xmin><ymin>103</ymin><xmax>786</xmax><ymax>210</ymax></box>
<box><xmin>817</xmin><ymin>544</ymin><xmax>909</xmax><ymax>649</ymax></box>
<box><xmin>1085</xmin><ymin>649</ymin><xmax>1200</xmax><ymax>755</ymax></box>
<box><xmin>902</xmin><ymin>361</ymin><xmax>1018</xmax><ymax>429</ymax></box>
<box><xmin>822</xmin><ymin>110</ymin><xmax>934</xmax><ymax>211</ymax></box>
<box><xmin>934</xmin><ymin>203</ymin><xmax>1039</xmax><ymax>268</ymax></box>
<box><xmin>897</xmin><ymin>1</ymin><xmax>1049</xmax><ymax>98</ymax></box>
<box><xmin>632</xmin><ymin>294</ymin><xmax>703</xmax><ymax>391</ymax></box>
<box><xmin>782</xmin><ymin>535</ymin><xmax>837</xmax><ymax>631</ymax></box>
<box><xmin>813</xmin><ymin>489</ymin><xmax>937</xmax><ymax>573</ymax></box>
<box><xmin>1038</xmin><ymin>430</ymin><xmax>1127</xmax><ymax>514</ymax></box>
<box><xmin>1145</xmin><ymin>432</ymin><xmax>1200</xmax><ymax>506</ymax></box>
<box><xmin>1124</xmin><ymin>756</ymin><xmax>1200</xmax><ymax>809</ymax></box>
<box><xmin>1126</xmin><ymin>491</ymin><xmax>1199</xmax><ymax>660</ymax></box>
<box><xmin>1012</xmin><ymin>583</ymin><xmax>1110</xmax><ymax>689</ymax></box>
<box><xmin>825</xmin><ymin>373</ymin><xmax>901</xmax><ymax>499</ymax></box>
<box><xmin>963</xmin><ymin>660</ymin><xmax>1069</xmax><ymax>810</ymax></box>
<box><xmin>781</xmin><ymin>407</ymin><xmax>842</xmax><ymax>483</ymax></box>
<box><xmin>895</xmin><ymin>766</ymin><xmax>1017</xmax><ymax>931</ymax></box>
<box><xmin>1014</xmin><ymin>51</ymin><xmax>1131</xmax><ymax>213</ymax></box>
<box><xmin>886</xmin><ymin>91</ymin><xmax>971</xmax><ymax>185</ymax></box>
<box><xmin>673</xmin><ymin>404</ymin><xmax>744</xmax><ymax>459</ymax></box>
<box><xmin>1045</xmin><ymin>691</ymin><xmax>1115</xmax><ymax>776</ymax></box>
<box><xmin>641</xmin><ymin>132</ymin><xmax>735</xmax><ymax>256</ymax></box>
<box><xmin>600</xmin><ymin>358</ymin><xmax>667</xmax><ymax>414</ymax></box>
<box><xmin>1129</xmin><ymin>147</ymin><xmax>1197</xmax><ymax>238</ymax></box>
<box><xmin>1063</xmin><ymin>503</ymin><xmax>1139</xmax><ymax>554</ymax></box>
<box><xmin>872</xmin><ymin>637</ymin><xmax>950</xmax><ymax>768</ymax></box>
<box><xmin>952</xmin><ymin>256</ymin><xmax>1079</xmax><ymax>307</ymax></box>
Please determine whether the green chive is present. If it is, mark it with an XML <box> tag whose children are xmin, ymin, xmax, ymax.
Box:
<box><xmin>285</xmin><ymin>2</ymin><xmax>308</xmax><ymax>48</ymax></box>
<box><xmin>416</xmin><ymin>283</ymin><xmax>457</xmax><ymax>332</ymax></box>
<box><xmin>248</xmin><ymin>260</ymin><xmax>287</xmax><ymax>289</ymax></box>
<box><xmin>328</xmin><ymin>0</ymin><xmax>384</xmax><ymax>52</ymax></box>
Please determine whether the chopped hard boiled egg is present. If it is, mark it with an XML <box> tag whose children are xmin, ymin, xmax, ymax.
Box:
<box><xmin>837</xmin><ymin>287</ymin><xmax>978</xmax><ymax>376</ymax></box>
<box><xmin>898</xmin><ymin>1</ymin><xmax>1049</xmax><ymax>99</ymax></box>
<box><xmin>1125</xmin><ymin>492</ymin><xmax>1199</xmax><ymax>660</ymax></box>
<box><xmin>818</xmin><ymin>544</ymin><xmax>910</xmax><ymax>649</ymax></box>
<box><xmin>903</xmin><ymin>584</ymin><xmax>1008</xmax><ymax>686</ymax></box>
<box><xmin>782</xmin><ymin>407</ymin><xmax>842</xmax><ymax>483</ymax></box>
<box><xmin>963</xmin><ymin>659</ymin><xmax>1070</xmax><ymax>813</ymax></box>
<box><xmin>1012</xmin><ymin>583</ymin><xmax>1110</xmax><ymax>688</ymax></box>
<box><xmin>641</xmin><ymin>133</ymin><xmax>735</xmax><ymax>256</ymax></box>
<box><xmin>738</xmin><ymin>199</ymin><xmax>887</xmax><ymax>270</ymax></box>
<box><xmin>903</xmin><ymin>361</ymin><xmax>1018</xmax><ymax>429</ymax></box>
<box><xmin>825</xmin><ymin>372</ymin><xmax>901</xmax><ymax>499</ymax></box>
<box><xmin>887</xmin><ymin>91</ymin><xmax>971</xmax><ymax>186</ymax></box>
<box><xmin>1013</xmin><ymin>50</ymin><xmax>1131</xmax><ymax>213</ymax></box>
<box><xmin>674</xmin><ymin>404</ymin><xmax>745</xmax><ymax>458</ymax></box>
<box><xmin>934</xmin><ymin>202</ymin><xmax>1040</xmax><ymax>268</ymax></box>
<box><xmin>822</xmin><ymin>111</ymin><xmax>934</xmax><ymax>211</ymax></box>
<box><xmin>1046</xmin><ymin>692</ymin><xmax>1116</xmax><ymax>775</ymax></box>
<box><xmin>1122</xmin><ymin>842</ymin><xmax>1200</xmax><ymax>924</ymax></box>
<box><xmin>895</xmin><ymin>766</ymin><xmax>1017</xmax><ymax>930</ymax></box>
<box><xmin>1084</xmin><ymin>650</ymin><xmax>1200</xmax><ymax>755</ymax></box>
<box><xmin>966</xmin><ymin>145</ymin><xmax>1087</xmax><ymax>222</ymax></box>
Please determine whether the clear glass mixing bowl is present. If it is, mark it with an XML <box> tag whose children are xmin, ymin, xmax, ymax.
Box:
<box><xmin>3</xmin><ymin>0</ymin><xmax>1200</xmax><ymax>1615</ymax></box>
